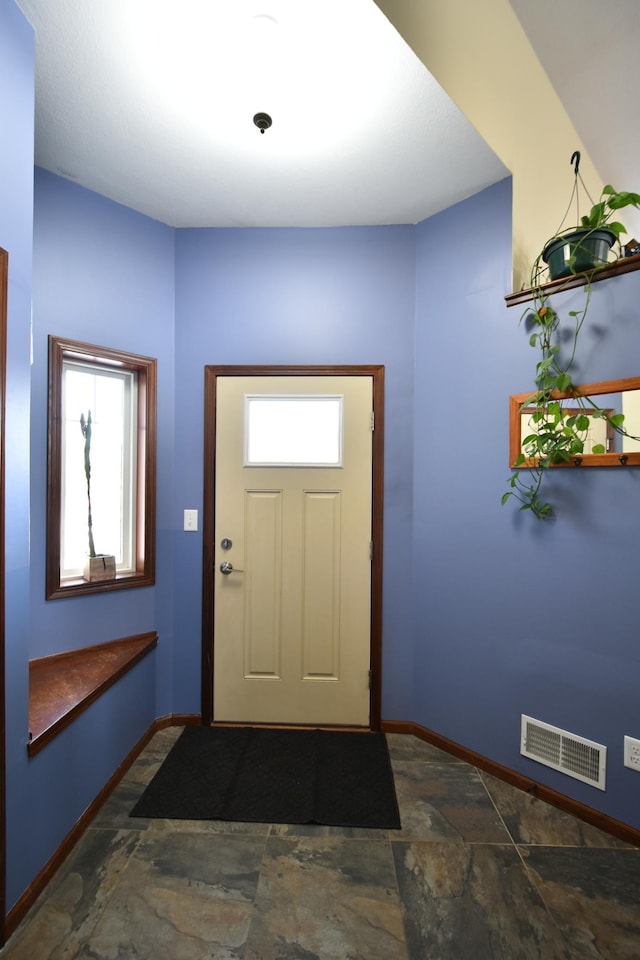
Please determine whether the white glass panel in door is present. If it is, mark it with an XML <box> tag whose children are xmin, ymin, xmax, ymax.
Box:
<box><xmin>245</xmin><ymin>395</ymin><xmax>343</xmax><ymax>466</ymax></box>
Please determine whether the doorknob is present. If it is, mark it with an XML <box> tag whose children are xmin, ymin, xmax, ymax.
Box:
<box><xmin>220</xmin><ymin>561</ymin><xmax>244</xmax><ymax>575</ymax></box>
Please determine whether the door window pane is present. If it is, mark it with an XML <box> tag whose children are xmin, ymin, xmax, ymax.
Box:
<box><xmin>245</xmin><ymin>395</ymin><xmax>343</xmax><ymax>466</ymax></box>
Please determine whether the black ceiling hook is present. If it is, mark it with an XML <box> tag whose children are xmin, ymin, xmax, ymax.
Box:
<box><xmin>571</xmin><ymin>151</ymin><xmax>581</xmax><ymax>176</ymax></box>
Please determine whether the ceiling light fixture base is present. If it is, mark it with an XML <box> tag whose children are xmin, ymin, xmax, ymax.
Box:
<box><xmin>253</xmin><ymin>112</ymin><xmax>272</xmax><ymax>134</ymax></box>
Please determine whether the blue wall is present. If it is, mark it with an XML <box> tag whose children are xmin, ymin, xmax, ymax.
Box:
<box><xmin>3</xmin><ymin>0</ymin><xmax>640</xmax><ymax>916</ymax></box>
<box><xmin>6</xmin><ymin>167</ymin><xmax>176</xmax><ymax>908</ymax></box>
<box><xmin>29</xmin><ymin>170</ymin><xmax>176</xmax><ymax>664</ymax></box>
<box><xmin>173</xmin><ymin>226</ymin><xmax>417</xmax><ymax>715</ymax></box>
<box><xmin>0</xmin><ymin>0</ymin><xmax>35</xmax><ymax>917</ymax></box>
<box><xmin>10</xmin><ymin>167</ymin><xmax>640</xmax><ymax>914</ymax></box>
<box><xmin>413</xmin><ymin>178</ymin><xmax>640</xmax><ymax>829</ymax></box>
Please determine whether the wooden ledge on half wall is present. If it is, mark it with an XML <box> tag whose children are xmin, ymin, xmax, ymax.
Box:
<box><xmin>28</xmin><ymin>632</ymin><xmax>158</xmax><ymax>757</ymax></box>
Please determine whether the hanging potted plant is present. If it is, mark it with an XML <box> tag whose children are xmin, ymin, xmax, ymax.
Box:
<box><xmin>542</xmin><ymin>166</ymin><xmax>640</xmax><ymax>280</ymax></box>
<box><xmin>503</xmin><ymin>154</ymin><xmax>640</xmax><ymax>518</ymax></box>
<box><xmin>80</xmin><ymin>410</ymin><xmax>116</xmax><ymax>581</ymax></box>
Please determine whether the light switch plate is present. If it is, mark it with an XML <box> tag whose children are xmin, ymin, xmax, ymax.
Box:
<box><xmin>183</xmin><ymin>509</ymin><xmax>198</xmax><ymax>532</ymax></box>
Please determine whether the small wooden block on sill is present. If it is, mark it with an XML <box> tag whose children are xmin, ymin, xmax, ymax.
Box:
<box><xmin>28</xmin><ymin>632</ymin><xmax>158</xmax><ymax>757</ymax></box>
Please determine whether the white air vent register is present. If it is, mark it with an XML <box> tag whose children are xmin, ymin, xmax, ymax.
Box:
<box><xmin>521</xmin><ymin>715</ymin><xmax>606</xmax><ymax>791</ymax></box>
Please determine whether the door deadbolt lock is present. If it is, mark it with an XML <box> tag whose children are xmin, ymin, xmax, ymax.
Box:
<box><xmin>220</xmin><ymin>538</ymin><xmax>232</xmax><ymax>550</ymax></box>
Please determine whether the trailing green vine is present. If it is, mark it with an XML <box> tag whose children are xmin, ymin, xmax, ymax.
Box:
<box><xmin>503</xmin><ymin>179</ymin><xmax>640</xmax><ymax>520</ymax></box>
<box><xmin>502</xmin><ymin>284</ymin><xmax>619</xmax><ymax>519</ymax></box>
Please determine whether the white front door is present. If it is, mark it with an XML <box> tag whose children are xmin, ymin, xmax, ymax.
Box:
<box><xmin>213</xmin><ymin>375</ymin><xmax>373</xmax><ymax>725</ymax></box>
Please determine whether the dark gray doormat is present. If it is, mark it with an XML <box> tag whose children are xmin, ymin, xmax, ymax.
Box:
<box><xmin>130</xmin><ymin>726</ymin><xmax>401</xmax><ymax>829</ymax></box>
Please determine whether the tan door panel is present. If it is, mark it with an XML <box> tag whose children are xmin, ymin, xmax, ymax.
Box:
<box><xmin>213</xmin><ymin>376</ymin><xmax>373</xmax><ymax>725</ymax></box>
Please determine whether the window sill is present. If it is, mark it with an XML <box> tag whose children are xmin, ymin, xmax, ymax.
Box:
<box><xmin>47</xmin><ymin>571</ymin><xmax>155</xmax><ymax>601</ymax></box>
<box><xmin>28</xmin><ymin>632</ymin><xmax>158</xmax><ymax>757</ymax></box>
<box><xmin>505</xmin><ymin>252</ymin><xmax>640</xmax><ymax>308</ymax></box>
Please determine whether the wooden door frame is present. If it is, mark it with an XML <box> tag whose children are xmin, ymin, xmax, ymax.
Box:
<box><xmin>201</xmin><ymin>364</ymin><xmax>385</xmax><ymax>730</ymax></box>
<box><xmin>0</xmin><ymin>249</ymin><xmax>8</xmax><ymax>944</ymax></box>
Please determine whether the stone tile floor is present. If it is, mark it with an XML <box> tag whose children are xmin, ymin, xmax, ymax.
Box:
<box><xmin>2</xmin><ymin>728</ymin><xmax>639</xmax><ymax>959</ymax></box>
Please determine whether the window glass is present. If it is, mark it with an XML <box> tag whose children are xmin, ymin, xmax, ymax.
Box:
<box><xmin>245</xmin><ymin>395</ymin><xmax>343</xmax><ymax>466</ymax></box>
<box><xmin>61</xmin><ymin>361</ymin><xmax>137</xmax><ymax>577</ymax></box>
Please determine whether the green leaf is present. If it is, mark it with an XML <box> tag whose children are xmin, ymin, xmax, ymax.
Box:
<box><xmin>592</xmin><ymin>444</ymin><xmax>605</xmax><ymax>454</ymax></box>
<box><xmin>610</xmin><ymin>413</ymin><xmax>625</xmax><ymax>427</ymax></box>
<box><xmin>536</xmin><ymin>358</ymin><xmax>554</xmax><ymax>374</ymax></box>
<box><xmin>607</xmin><ymin>221</ymin><xmax>626</xmax><ymax>238</ymax></box>
<box><xmin>583</xmin><ymin>201</ymin><xmax>605</xmax><ymax>227</ymax></box>
<box><xmin>501</xmin><ymin>492</ymin><xmax>512</xmax><ymax>505</ymax></box>
<box><xmin>576</xmin><ymin>415</ymin><xmax>590</xmax><ymax>432</ymax></box>
<box><xmin>608</xmin><ymin>190</ymin><xmax>640</xmax><ymax>208</ymax></box>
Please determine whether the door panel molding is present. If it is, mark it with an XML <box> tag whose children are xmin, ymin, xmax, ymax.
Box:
<box><xmin>244</xmin><ymin>490</ymin><xmax>282</xmax><ymax>678</ymax></box>
<box><xmin>201</xmin><ymin>364</ymin><xmax>385</xmax><ymax>729</ymax></box>
<box><xmin>301</xmin><ymin>490</ymin><xmax>341</xmax><ymax>680</ymax></box>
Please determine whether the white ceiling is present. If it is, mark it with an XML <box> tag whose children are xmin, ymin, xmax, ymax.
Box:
<box><xmin>14</xmin><ymin>0</ymin><xmax>640</xmax><ymax>232</ymax></box>
<box><xmin>15</xmin><ymin>0</ymin><xmax>509</xmax><ymax>228</ymax></box>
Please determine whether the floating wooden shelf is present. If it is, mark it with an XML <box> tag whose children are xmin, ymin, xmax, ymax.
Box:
<box><xmin>505</xmin><ymin>253</ymin><xmax>640</xmax><ymax>308</ymax></box>
<box><xmin>28</xmin><ymin>632</ymin><xmax>157</xmax><ymax>757</ymax></box>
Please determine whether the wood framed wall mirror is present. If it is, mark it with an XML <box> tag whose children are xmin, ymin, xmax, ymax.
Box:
<box><xmin>509</xmin><ymin>376</ymin><xmax>640</xmax><ymax>468</ymax></box>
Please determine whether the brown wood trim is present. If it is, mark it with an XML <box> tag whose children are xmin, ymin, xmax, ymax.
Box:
<box><xmin>381</xmin><ymin>720</ymin><xmax>640</xmax><ymax>849</ymax></box>
<box><xmin>505</xmin><ymin>253</ymin><xmax>640</xmax><ymax>308</ymax></box>
<box><xmin>202</xmin><ymin>365</ymin><xmax>385</xmax><ymax>729</ymax></box>
<box><xmin>5</xmin><ymin>715</ymin><xmax>201</xmax><ymax>939</ymax></box>
<box><xmin>210</xmin><ymin>721</ymin><xmax>372</xmax><ymax>732</ymax></box>
<box><xmin>46</xmin><ymin>571</ymin><xmax>157</xmax><ymax>600</ymax></box>
<box><xmin>369</xmin><ymin>367</ymin><xmax>384</xmax><ymax>730</ymax></box>
<box><xmin>46</xmin><ymin>336</ymin><xmax>157</xmax><ymax>600</ymax></box>
<box><xmin>201</xmin><ymin>366</ymin><xmax>216</xmax><ymax>724</ymax></box>
<box><xmin>28</xmin><ymin>633</ymin><xmax>158</xmax><ymax>757</ymax></box>
<box><xmin>158</xmin><ymin>713</ymin><xmax>202</xmax><ymax>729</ymax></box>
<box><xmin>509</xmin><ymin>377</ymin><xmax>640</xmax><ymax>469</ymax></box>
<box><xmin>0</xmin><ymin>248</ymin><xmax>8</xmax><ymax>945</ymax></box>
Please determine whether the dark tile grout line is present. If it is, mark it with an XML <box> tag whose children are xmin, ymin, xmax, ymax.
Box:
<box><xmin>473</xmin><ymin>762</ymin><xmax>564</xmax><ymax>933</ymax></box>
<box><xmin>476</xmin><ymin>764</ymin><xmax>523</xmax><ymax>850</ymax></box>
<box><xmin>3</xmin><ymin>734</ymin><xmax>639</xmax><ymax>959</ymax></box>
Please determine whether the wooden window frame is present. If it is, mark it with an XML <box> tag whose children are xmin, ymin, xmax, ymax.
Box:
<box><xmin>46</xmin><ymin>336</ymin><xmax>157</xmax><ymax>600</ymax></box>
